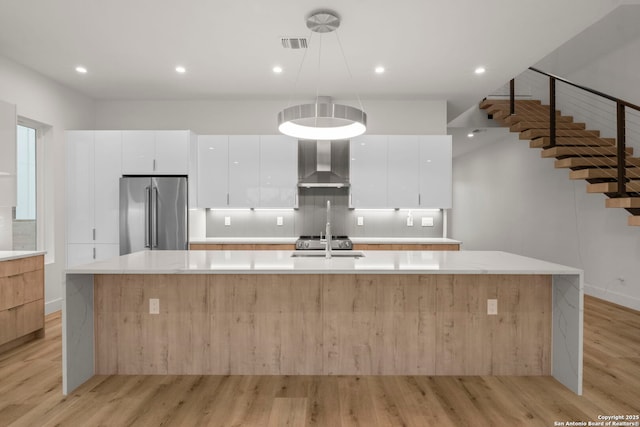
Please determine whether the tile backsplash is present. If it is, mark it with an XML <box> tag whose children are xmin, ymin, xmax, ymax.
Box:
<box><xmin>205</xmin><ymin>189</ymin><xmax>444</xmax><ymax>238</ymax></box>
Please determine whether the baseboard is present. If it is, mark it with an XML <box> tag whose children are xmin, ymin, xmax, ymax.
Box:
<box><xmin>584</xmin><ymin>283</ymin><xmax>640</xmax><ymax>312</ymax></box>
<box><xmin>45</xmin><ymin>297</ymin><xmax>63</xmax><ymax>315</ymax></box>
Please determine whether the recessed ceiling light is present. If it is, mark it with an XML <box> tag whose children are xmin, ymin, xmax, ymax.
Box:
<box><xmin>467</xmin><ymin>133</ymin><xmax>474</xmax><ymax>138</ymax></box>
<box><xmin>273</xmin><ymin>66</ymin><xmax>283</xmax><ymax>74</ymax></box>
<box><xmin>374</xmin><ymin>66</ymin><xmax>385</xmax><ymax>74</ymax></box>
<box><xmin>75</xmin><ymin>66</ymin><xmax>87</xmax><ymax>74</ymax></box>
<box><xmin>175</xmin><ymin>66</ymin><xmax>186</xmax><ymax>74</ymax></box>
<box><xmin>474</xmin><ymin>66</ymin><xmax>486</xmax><ymax>75</ymax></box>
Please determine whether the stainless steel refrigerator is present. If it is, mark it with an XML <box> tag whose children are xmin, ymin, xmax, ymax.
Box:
<box><xmin>119</xmin><ymin>177</ymin><xmax>188</xmax><ymax>255</ymax></box>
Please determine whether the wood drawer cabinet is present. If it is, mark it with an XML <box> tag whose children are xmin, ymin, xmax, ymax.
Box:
<box><xmin>190</xmin><ymin>243</ymin><xmax>295</xmax><ymax>251</ymax></box>
<box><xmin>0</xmin><ymin>255</ymin><xmax>45</xmax><ymax>352</ymax></box>
<box><xmin>352</xmin><ymin>244</ymin><xmax>460</xmax><ymax>251</ymax></box>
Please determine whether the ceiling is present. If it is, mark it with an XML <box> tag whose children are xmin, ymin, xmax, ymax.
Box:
<box><xmin>0</xmin><ymin>0</ymin><xmax>623</xmax><ymax>121</ymax></box>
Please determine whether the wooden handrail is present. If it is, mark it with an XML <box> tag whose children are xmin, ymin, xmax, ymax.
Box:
<box><xmin>509</xmin><ymin>67</ymin><xmax>633</xmax><ymax>197</ymax></box>
<box><xmin>528</xmin><ymin>67</ymin><xmax>640</xmax><ymax>112</ymax></box>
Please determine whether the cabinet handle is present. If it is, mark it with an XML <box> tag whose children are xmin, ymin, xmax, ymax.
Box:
<box><xmin>418</xmin><ymin>194</ymin><xmax>421</xmax><ymax>205</ymax></box>
<box><xmin>92</xmin><ymin>228</ymin><xmax>96</xmax><ymax>241</ymax></box>
<box><xmin>153</xmin><ymin>159</ymin><xmax>156</xmax><ymax>171</ymax></box>
<box><xmin>227</xmin><ymin>193</ymin><xmax>229</xmax><ymax>205</ymax></box>
<box><xmin>93</xmin><ymin>247</ymin><xmax>96</xmax><ymax>259</ymax></box>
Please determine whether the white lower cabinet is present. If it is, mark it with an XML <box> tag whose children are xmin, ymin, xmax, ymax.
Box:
<box><xmin>67</xmin><ymin>244</ymin><xmax>120</xmax><ymax>268</ymax></box>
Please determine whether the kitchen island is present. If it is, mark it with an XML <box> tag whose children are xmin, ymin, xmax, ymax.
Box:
<box><xmin>64</xmin><ymin>250</ymin><xmax>582</xmax><ymax>395</ymax></box>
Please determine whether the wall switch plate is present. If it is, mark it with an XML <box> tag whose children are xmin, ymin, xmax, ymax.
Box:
<box><xmin>487</xmin><ymin>299</ymin><xmax>498</xmax><ymax>315</ymax></box>
<box><xmin>357</xmin><ymin>216</ymin><xmax>364</xmax><ymax>226</ymax></box>
<box><xmin>407</xmin><ymin>216</ymin><xmax>414</xmax><ymax>227</ymax></box>
<box><xmin>149</xmin><ymin>298</ymin><xmax>160</xmax><ymax>314</ymax></box>
<box><xmin>421</xmin><ymin>217</ymin><xmax>434</xmax><ymax>227</ymax></box>
<box><xmin>276</xmin><ymin>216</ymin><xmax>283</xmax><ymax>226</ymax></box>
<box><xmin>224</xmin><ymin>216</ymin><xmax>231</xmax><ymax>226</ymax></box>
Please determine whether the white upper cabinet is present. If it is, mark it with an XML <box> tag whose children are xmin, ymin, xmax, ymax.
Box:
<box><xmin>349</xmin><ymin>134</ymin><xmax>452</xmax><ymax>209</ymax></box>
<box><xmin>350</xmin><ymin>135</ymin><xmax>388</xmax><ymax>208</ymax></box>
<box><xmin>419</xmin><ymin>135</ymin><xmax>452</xmax><ymax>209</ymax></box>
<box><xmin>259</xmin><ymin>135</ymin><xmax>297</xmax><ymax>208</ymax></box>
<box><xmin>66</xmin><ymin>130</ymin><xmax>122</xmax><ymax>249</ymax></box>
<box><xmin>387</xmin><ymin>135</ymin><xmax>421</xmax><ymax>208</ymax></box>
<box><xmin>197</xmin><ymin>135</ymin><xmax>229</xmax><ymax>208</ymax></box>
<box><xmin>155</xmin><ymin>131</ymin><xmax>190</xmax><ymax>174</ymax></box>
<box><xmin>122</xmin><ymin>130</ymin><xmax>189</xmax><ymax>175</ymax></box>
<box><xmin>228</xmin><ymin>135</ymin><xmax>260</xmax><ymax>207</ymax></box>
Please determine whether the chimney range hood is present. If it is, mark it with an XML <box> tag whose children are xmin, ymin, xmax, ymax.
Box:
<box><xmin>298</xmin><ymin>140</ymin><xmax>350</xmax><ymax>188</ymax></box>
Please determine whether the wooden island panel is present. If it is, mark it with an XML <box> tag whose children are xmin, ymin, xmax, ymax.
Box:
<box><xmin>94</xmin><ymin>273</ymin><xmax>551</xmax><ymax>376</ymax></box>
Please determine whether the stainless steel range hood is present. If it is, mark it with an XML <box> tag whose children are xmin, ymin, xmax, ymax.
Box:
<box><xmin>298</xmin><ymin>140</ymin><xmax>350</xmax><ymax>188</ymax></box>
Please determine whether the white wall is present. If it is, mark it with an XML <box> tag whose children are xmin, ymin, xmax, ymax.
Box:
<box><xmin>0</xmin><ymin>54</ymin><xmax>96</xmax><ymax>314</ymax></box>
<box><xmin>95</xmin><ymin>99</ymin><xmax>447</xmax><ymax>135</ymax></box>
<box><xmin>451</xmin><ymin>132</ymin><xmax>640</xmax><ymax>311</ymax></box>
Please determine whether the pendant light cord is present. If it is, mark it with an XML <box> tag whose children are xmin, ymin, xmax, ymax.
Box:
<box><xmin>335</xmin><ymin>29</ymin><xmax>365</xmax><ymax>112</ymax></box>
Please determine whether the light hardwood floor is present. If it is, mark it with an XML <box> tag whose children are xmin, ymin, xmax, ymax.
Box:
<box><xmin>0</xmin><ymin>296</ymin><xmax>638</xmax><ymax>426</ymax></box>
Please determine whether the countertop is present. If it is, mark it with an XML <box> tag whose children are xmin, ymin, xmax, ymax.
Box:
<box><xmin>66</xmin><ymin>249</ymin><xmax>581</xmax><ymax>275</ymax></box>
<box><xmin>0</xmin><ymin>250</ymin><xmax>47</xmax><ymax>262</ymax></box>
<box><xmin>189</xmin><ymin>237</ymin><xmax>462</xmax><ymax>245</ymax></box>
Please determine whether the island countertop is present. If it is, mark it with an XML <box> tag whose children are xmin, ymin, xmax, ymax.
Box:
<box><xmin>188</xmin><ymin>237</ymin><xmax>462</xmax><ymax>245</ymax></box>
<box><xmin>0</xmin><ymin>250</ymin><xmax>47</xmax><ymax>262</ymax></box>
<box><xmin>65</xmin><ymin>249</ymin><xmax>581</xmax><ymax>275</ymax></box>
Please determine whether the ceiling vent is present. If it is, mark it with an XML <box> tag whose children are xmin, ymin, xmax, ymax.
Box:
<box><xmin>281</xmin><ymin>37</ymin><xmax>308</xmax><ymax>49</ymax></box>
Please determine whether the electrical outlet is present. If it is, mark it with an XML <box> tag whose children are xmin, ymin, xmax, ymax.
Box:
<box><xmin>357</xmin><ymin>216</ymin><xmax>364</xmax><ymax>226</ymax></box>
<box><xmin>276</xmin><ymin>216</ymin><xmax>284</xmax><ymax>226</ymax></box>
<box><xmin>407</xmin><ymin>216</ymin><xmax>414</xmax><ymax>227</ymax></box>
<box><xmin>421</xmin><ymin>217</ymin><xmax>434</xmax><ymax>227</ymax></box>
<box><xmin>487</xmin><ymin>299</ymin><xmax>498</xmax><ymax>315</ymax></box>
<box><xmin>224</xmin><ymin>216</ymin><xmax>231</xmax><ymax>226</ymax></box>
<box><xmin>149</xmin><ymin>298</ymin><xmax>160</xmax><ymax>314</ymax></box>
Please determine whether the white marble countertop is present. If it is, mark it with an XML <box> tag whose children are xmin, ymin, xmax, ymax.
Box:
<box><xmin>66</xmin><ymin>250</ymin><xmax>580</xmax><ymax>275</ymax></box>
<box><xmin>0</xmin><ymin>250</ymin><xmax>47</xmax><ymax>262</ymax></box>
<box><xmin>189</xmin><ymin>237</ymin><xmax>461</xmax><ymax>245</ymax></box>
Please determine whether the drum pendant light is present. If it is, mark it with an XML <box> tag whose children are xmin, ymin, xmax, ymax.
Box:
<box><xmin>277</xmin><ymin>11</ymin><xmax>367</xmax><ymax>140</ymax></box>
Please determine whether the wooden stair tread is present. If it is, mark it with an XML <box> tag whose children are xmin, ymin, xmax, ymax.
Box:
<box><xmin>541</xmin><ymin>146</ymin><xmax>633</xmax><ymax>158</ymax></box>
<box><xmin>511</xmin><ymin>122</ymin><xmax>586</xmax><ymax>132</ymax></box>
<box><xmin>479</xmin><ymin>99</ymin><xmax>541</xmax><ymax>109</ymax></box>
<box><xmin>629</xmin><ymin>216</ymin><xmax>640</xmax><ymax>226</ymax></box>
<box><xmin>587</xmin><ymin>182</ymin><xmax>640</xmax><ymax>193</ymax></box>
<box><xmin>570</xmin><ymin>168</ymin><xmax>640</xmax><ymax>180</ymax></box>
<box><xmin>520</xmin><ymin>129</ymin><xmax>600</xmax><ymax>140</ymax></box>
<box><xmin>504</xmin><ymin>114</ymin><xmax>574</xmax><ymax>125</ymax></box>
<box><xmin>605</xmin><ymin>197</ymin><xmax>640</xmax><ymax>208</ymax></box>
<box><xmin>530</xmin><ymin>137</ymin><xmax>615</xmax><ymax>148</ymax></box>
<box><xmin>555</xmin><ymin>157</ymin><xmax>640</xmax><ymax>168</ymax></box>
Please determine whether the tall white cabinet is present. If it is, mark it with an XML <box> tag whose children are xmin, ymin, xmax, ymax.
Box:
<box><xmin>350</xmin><ymin>135</ymin><xmax>452</xmax><ymax>209</ymax></box>
<box><xmin>66</xmin><ymin>131</ymin><xmax>122</xmax><ymax>267</ymax></box>
<box><xmin>197</xmin><ymin>135</ymin><xmax>297</xmax><ymax>208</ymax></box>
<box><xmin>0</xmin><ymin>100</ymin><xmax>16</xmax><ymax>208</ymax></box>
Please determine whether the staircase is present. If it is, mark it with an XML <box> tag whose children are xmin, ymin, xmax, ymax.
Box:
<box><xmin>479</xmin><ymin>98</ymin><xmax>640</xmax><ymax>226</ymax></box>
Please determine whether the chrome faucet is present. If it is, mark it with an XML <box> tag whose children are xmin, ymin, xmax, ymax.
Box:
<box><xmin>324</xmin><ymin>200</ymin><xmax>332</xmax><ymax>258</ymax></box>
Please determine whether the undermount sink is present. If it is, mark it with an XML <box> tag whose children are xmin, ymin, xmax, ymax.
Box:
<box><xmin>291</xmin><ymin>251</ymin><xmax>365</xmax><ymax>259</ymax></box>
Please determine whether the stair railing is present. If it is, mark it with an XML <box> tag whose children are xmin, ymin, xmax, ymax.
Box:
<box><xmin>509</xmin><ymin>67</ymin><xmax>640</xmax><ymax>197</ymax></box>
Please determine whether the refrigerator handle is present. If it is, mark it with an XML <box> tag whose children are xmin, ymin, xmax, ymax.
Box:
<box><xmin>144</xmin><ymin>186</ymin><xmax>151</xmax><ymax>248</ymax></box>
<box><xmin>153</xmin><ymin>187</ymin><xmax>159</xmax><ymax>248</ymax></box>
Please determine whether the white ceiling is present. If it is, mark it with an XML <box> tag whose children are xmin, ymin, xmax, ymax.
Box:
<box><xmin>0</xmin><ymin>0</ymin><xmax>622</xmax><ymax>120</ymax></box>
